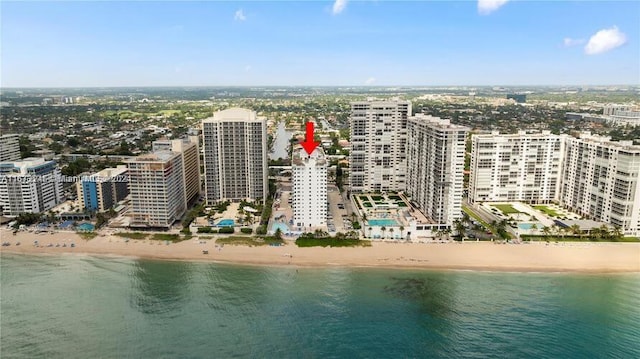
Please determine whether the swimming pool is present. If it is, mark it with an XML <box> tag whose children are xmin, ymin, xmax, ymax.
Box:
<box><xmin>271</xmin><ymin>222</ymin><xmax>290</xmax><ymax>234</ymax></box>
<box><xmin>368</xmin><ymin>219</ymin><xmax>399</xmax><ymax>227</ymax></box>
<box><xmin>77</xmin><ymin>223</ymin><xmax>95</xmax><ymax>231</ymax></box>
<box><xmin>216</xmin><ymin>219</ymin><xmax>235</xmax><ymax>227</ymax></box>
<box><xmin>518</xmin><ymin>223</ymin><xmax>535</xmax><ymax>230</ymax></box>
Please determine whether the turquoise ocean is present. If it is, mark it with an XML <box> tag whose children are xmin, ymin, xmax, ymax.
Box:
<box><xmin>1</xmin><ymin>253</ymin><xmax>639</xmax><ymax>358</ymax></box>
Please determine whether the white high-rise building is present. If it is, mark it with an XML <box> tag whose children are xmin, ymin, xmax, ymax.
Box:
<box><xmin>126</xmin><ymin>151</ymin><xmax>186</xmax><ymax>229</ymax></box>
<box><xmin>292</xmin><ymin>146</ymin><xmax>327</xmax><ymax>230</ymax></box>
<box><xmin>469</xmin><ymin>131</ymin><xmax>566</xmax><ymax>203</ymax></box>
<box><xmin>406</xmin><ymin>115</ymin><xmax>469</xmax><ymax>226</ymax></box>
<box><xmin>202</xmin><ymin>108</ymin><xmax>268</xmax><ymax>204</ymax></box>
<box><xmin>349</xmin><ymin>99</ymin><xmax>411</xmax><ymax>192</ymax></box>
<box><xmin>559</xmin><ymin>133</ymin><xmax>640</xmax><ymax>236</ymax></box>
<box><xmin>152</xmin><ymin>136</ymin><xmax>201</xmax><ymax>206</ymax></box>
<box><xmin>0</xmin><ymin>158</ymin><xmax>62</xmax><ymax>216</ymax></box>
<box><xmin>0</xmin><ymin>134</ymin><xmax>21</xmax><ymax>162</ymax></box>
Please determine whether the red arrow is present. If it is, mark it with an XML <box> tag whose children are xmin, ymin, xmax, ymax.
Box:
<box><xmin>300</xmin><ymin>121</ymin><xmax>319</xmax><ymax>155</ymax></box>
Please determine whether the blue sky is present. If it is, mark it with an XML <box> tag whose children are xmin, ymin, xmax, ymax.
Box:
<box><xmin>1</xmin><ymin>1</ymin><xmax>638</xmax><ymax>87</ymax></box>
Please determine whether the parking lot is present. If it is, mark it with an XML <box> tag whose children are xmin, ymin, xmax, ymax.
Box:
<box><xmin>326</xmin><ymin>185</ymin><xmax>354</xmax><ymax>234</ymax></box>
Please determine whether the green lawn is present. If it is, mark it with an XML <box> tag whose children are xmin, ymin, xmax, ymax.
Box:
<box><xmin>296</xmin><ymin>237</ymin><xmax>371</xmax><ymax>248</ymax></box>
<box><xmin>493</xmin><ymin>204</ymin><xmax>520</xmax><ymax>214</ymax></box>
<box><xmin>151</xmin><ymin>233</ymin><xmax>182</xmax><ymax>242</ymax></box>
<box><xmin>116</xmin><ymin>232</ymin><xmax>149</xmax><ymax>240</ymax></box>
<box><xmin>78</xmin><ymin>232</ymin><xmax>98</xmax><ymax>240</ymax></box>
<box><xmin>215</xmin><ymin>236</ymin><xmax>284</xmax><ymax>246</ymax></box>
<box><xmin>533</xmin><ymin>205</ymin><xmax>561</xmax><ymax>217</ymax></box>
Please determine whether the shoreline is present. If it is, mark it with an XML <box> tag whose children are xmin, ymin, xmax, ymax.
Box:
<box><xmin>1</xmin><ymin>229</ymin><xmax>639</xmax><ymax>273</ymax></box>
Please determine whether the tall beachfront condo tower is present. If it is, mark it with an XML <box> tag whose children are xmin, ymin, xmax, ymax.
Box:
<box><xmin>77</xmin><ymin>165</ymin><xmax>129</xmax><ymax>212</ymax></box>
<box><xmin>0</xmin><ymin>158</ymin><xmax>62</xmax><ymax>216</ymax></box>
<box><xmin>406</xmin><ymin>115</ymin><xmax>469</xmax><ymax>226</ymax></box>
<box><xmin>349</xmin><ymin>99</ymin><xmax>411</xmax><ymax>193</ymax></box>
<box><xmin>292</xmin><ymin>146</ymin><xmax>328</xmax><ymax>230</ymax></box>
<box><xmin>152</xmin><ymin>136</ymin><xmax>201</xmax><ymax>206</ymax></box>
<box><xmin>126</xmin><ymin>151</ymin><xmax>186</xmax><ymax>229</ymax></box>
<box><xmin>559</xmin><ymin>133</ymin><xmax>640</xmax><ymax>236</ymax></box>
<box><xmin>469</xmin><ymin>131</ymin><xmax>566</xmax><ymax>204</ymax></box>
<box><xmin>0</xmin><ymin>134</ymin><xmax>21</xmax><ymax>162</ymax></box>
<box><xmin>202</xmin><ymin>108</ymin><xmax>268</xmax><ymax>204</ymax></box>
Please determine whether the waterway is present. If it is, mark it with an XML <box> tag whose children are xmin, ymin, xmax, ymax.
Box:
<box><xmin>270</xmin><ymin>121</ymin><xmax>293</xmax><ymax>160</ymax></box>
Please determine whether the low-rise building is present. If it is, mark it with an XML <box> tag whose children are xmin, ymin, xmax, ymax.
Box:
<box><xmin>77</xmin><ymin>165</ymin><xmax>129</xmax><ymax>212</ymax></box>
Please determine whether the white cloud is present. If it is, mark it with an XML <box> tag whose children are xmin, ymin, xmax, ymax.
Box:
<box><xmin>584</xmin><ymin>26</ymin><xmax>627</xmax><ymax>55</ymax></box>
<box><xmin>563</xmin><ymin>37</ymin><xmax>585</xmax><ymax>47</ymax></box>
<box><xmin>478</xmin><ymin>0</ymin><xmax>509</xmax><ymax>15</ymax></box>
<box><xmin>234</xmin><ymin>9</ymin><xmax>246</xmax><ymax>21</ymax></box>
<box><xmin>364</xmin><ymin>77</ymin><xmax>376</xmax><ymax>85</ymax></box>
<box><xmin>332</xmin><ymin>0</ymin><xmax>348</xmax><ymax>15</ymax></box>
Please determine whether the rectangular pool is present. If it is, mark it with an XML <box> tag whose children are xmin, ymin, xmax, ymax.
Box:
<box><xmin>368</xmin><ymin>219</ymin><xmax>399</xmax><ymax>227</ymax></box>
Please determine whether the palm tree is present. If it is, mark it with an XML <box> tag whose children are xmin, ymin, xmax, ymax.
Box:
<box><xmin>380</xmin><ymin>226</ymin><xmax>386</xmax><ymax>239</ymax></box>
<box><xmin>389</xmin><ymin>228</ymin><xmax>395</xmax><ymax>240</ymax></box>
<box><xmin>611</xmin><ymin>226</ymin><xmax>623</xmax><ymax>241</ymax></box>
<box><xmin>399</xmin><ymin>226</ymin><xmax>405</xmax><ymax>240</ymax></box>
<box><xmin>368</xmin><ymin>227</ymin><xmax>373</xmax><ymax>239</ymax></box>
<box><xmin>462</xmin><ymin>212</ymin><xmax>470</xmax><ymax>226</ymax></box>
<box><xmin>530</xmin><ymin>223</ymin><xmax>538</xmax><ymax>233</ymax></box>
<box><xmin>598</xmin><ymin>225</ymin><xmax>610</xmax><ymax>241</ymax></box>
<box><xmin>454</xmin><ymin>219</ymin><xmax>465</xmax><ymax>241</ymax></box>
<box><xmin>569</xmin><ymin>224</ymin><xmax>581</xmax><ymax>239</ymax></box>
<box><xmin>442</xmin><ymin>228</ymin><xmax>452</xmax><ymax>241</ymax></box>
<box><xmin>542</xmin><ymin>226</ymin><xmax>551</xmax><ymax>238</ymax></box>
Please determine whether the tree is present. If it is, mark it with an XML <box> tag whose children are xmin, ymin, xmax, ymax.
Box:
<box><xmin>569</xmin><ymin>224</ymin><xmax>581</xmax><ymax>238</ymax></box>
<box><xmin>542</xmin><ymin>226</ymin><xmax>551</xmax><ymax>238</ymax></box>
<box><xmin>389</xmin><ymin>228</ymin><xmax>395</xmax><ymax>240</ymax></box>
<box><xmin>453</xmin><ymin>219</ymin><xmax>465</xmax><ymax>241</ymax></box>
<box><xmin>399</xmin><ymin>226</ymin><xmax>405</xmax><ymax>240</ymax></box>
<box><xmin>611</xmin><ymin>226</ymin><xmax>623</xmax><ymax>241</ymax></box>
<box><xmin>380</xmin><ymin>226</ymin><xmax>386</xmax><ymax>239</ymax></box>
<box><xmin>598</xmin><ymin>225</ymin><xmax>610</xmax><ymax>241</ymax></box>
<box><xmin>274</xmin><ymin>228</ymin><xmax>283</xmax><ymax>240</ymax></box>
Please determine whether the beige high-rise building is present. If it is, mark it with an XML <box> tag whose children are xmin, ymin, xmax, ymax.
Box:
<box><xmin>406</xmin><ymin>115</ymin><xmax>468</xmax><ymax>226</ymax></box>
<box><xmin>126</xmin><ymin>151</ymin><xmax>186</xmax><ymax>229</ymax></box>
<box><xmin>152</xmin><ymin>136</ymin><xmax>201</xmax><ymax>206</ymax></box>
<box><xmin>202</xmin><ymin>108</ymin><xmax>268</xmax><ymax>204</ymax></box>
<box><xmin>349</xmin><ymin>99</ymin><xmax>411</xmax><ymax>193</ymax></box>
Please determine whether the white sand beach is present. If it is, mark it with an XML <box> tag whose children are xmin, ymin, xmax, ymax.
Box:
<box><xmin>1</xmin><ymin>229</ymin><xmax>638</xmax><ymax>272</ymax></box>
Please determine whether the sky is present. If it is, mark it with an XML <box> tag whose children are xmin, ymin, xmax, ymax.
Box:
<box><xmin>1</xmin><ymin>0</ymin><xmax>638</xmax><ymax>87</ymax></box>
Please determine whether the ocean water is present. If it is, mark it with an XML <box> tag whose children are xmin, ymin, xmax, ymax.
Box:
<box><xmin>1</xmin><ymin>254</ymin><xmax>639</xmax><ymax>358</ymax></box>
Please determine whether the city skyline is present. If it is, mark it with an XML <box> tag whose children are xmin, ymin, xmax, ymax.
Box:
<box><xmin>2</xmin><ymin>1</ymin><xmax>638</xmax><ymax>87</ymax></box>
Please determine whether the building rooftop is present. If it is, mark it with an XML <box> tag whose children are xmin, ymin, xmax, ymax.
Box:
<box><xmin>129</xmin><ymin>150</ymin><xmax>179</xmax><ymax>163</ymax></box>
<box><xmin>410</xmin><ymin>114</ymin><xmax>469</xmax><ymax>131</ymax></box>
<box><xmin>203</xmin><ymin>107</ymin><xmax>260</xmax><ymax>123</ymax></box>
<box><xmin>292</xmin><ymin>145</ymin><xmax>327</xmax><ymax>166</ymax></box>
<box><xmin>573</xmin><ymin>132</ymin><xmax>640</xmax><ymax>152</ymax></box>
<box><xmin>0</xmin><ymin>157</ymin><xmax>54</xmax><ymax>174</ymax></box>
